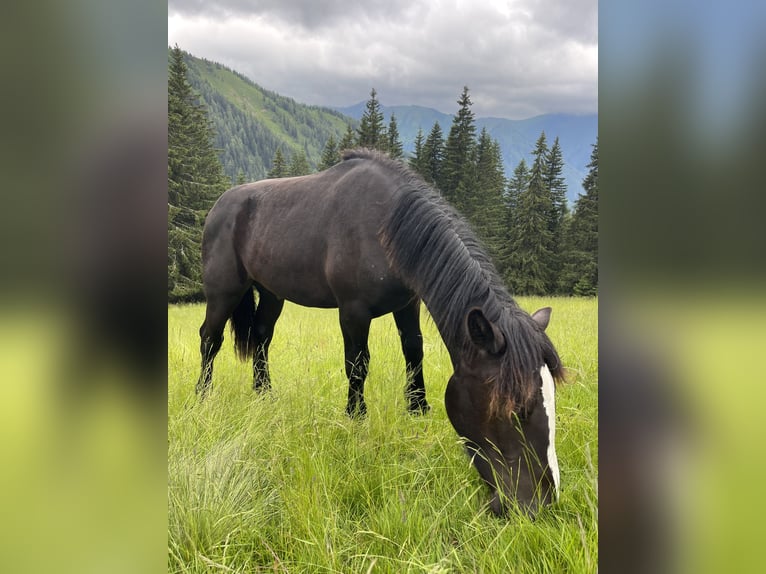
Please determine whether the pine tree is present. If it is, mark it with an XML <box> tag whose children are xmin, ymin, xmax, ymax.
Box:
<box><xmin>409</xmin><ymin>128</ymin><xmax>426</xmax><ymax>176</ymax></box>
<box><xmin>505</xmin><ymin>132</ymin><xmax>555</xmax><ymax>295</ymax></box>
<box><xmin>319</xmin><ymin>135</ymin><xmax>339</xmax><ymax>170</ymax></box>
<box><xmin>268</xmin><ymin>147</ymin><xmax>288</xmax><ymax>178</ymax></box>
<box><xmin>236</xmin><ymin>170</ymin><xmax>247</xmax><ymax>185</ymax></box>
<box><xmin>441</xmin><ymin>86</ymin><xmax>477</xmax><ymax>213</ymax></box>
<box><xmin>560</xmin><ymin>139</ymin><xmax>598</xmax><ymax>295</ymax></box>
<box><xmin>387</xmin><ymin>113</ymin><xmax>404</xmax><ymax>159</ymax></box>
<box><xmin>422</xmin><ymin>121</ymin><xmax>445</xmax><ymax>187</ymax></box>
<box><xmin>168</xmin><ymin>45</ymin><xmax>228</xmax><ymax>302</ymax></box>
<box><xmin>338</xmin><ymin>123</ymin><xmax>357</xmax><ymax>151</ymax></box>
<box><xmin>357</xmin><ymin>88</ymin><xmax>386</xmax><ymax>150</ymax></box>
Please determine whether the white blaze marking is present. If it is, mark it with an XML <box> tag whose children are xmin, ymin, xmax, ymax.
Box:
<box><xmin>540</xmin><ymin>364</ymin><xmax>560</xmax><ymax>499</ymax></box>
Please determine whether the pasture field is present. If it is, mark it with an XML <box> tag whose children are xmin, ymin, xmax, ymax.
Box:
<box><xmin>168</xmin><ymin>297</ymin><xmax>597</xmax><ymax>573</ymax></box>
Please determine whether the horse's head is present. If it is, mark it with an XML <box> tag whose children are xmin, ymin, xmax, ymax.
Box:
<box><xmin>445</xmin><ymin>306</ymin><xmax>563</xmax><ymax>517</ymax></box>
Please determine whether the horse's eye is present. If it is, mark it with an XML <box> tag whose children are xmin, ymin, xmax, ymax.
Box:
<box><xmin>517</xmin><ymin>403</ymin><xmax>535</xmax><ymax>421</ymax></box>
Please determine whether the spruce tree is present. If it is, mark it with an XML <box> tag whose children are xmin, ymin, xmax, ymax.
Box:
<box><xmin>506</xmin><ymin>132</ymin><xmax>554</xmax><ymax>295</ymax></box>
<box><xmin>268</xmin><ymin>147</ymin><xmax>288</xmax><ymax>178</ymax></box>
<box><xmin>319</xmin><ymin>135</ymin><xmax>339</xmax><ymax>170</ymax></box>
<box><xmin>409</xmin><ymin>128</ymin><xmax>427</xmax><ymax>176</ymax></box>
<box><xmin>288</xmin><ymin>148</ymin><xmax>311</xmax><ymax>176</ymax></box>
<box><xmin>387</xmin><ymin>113</ymin><xmax>404</xmax><ymax>159</ymax></box>
<box><xmin>422</xmin><ymin>121</ymin><xmax>444</xmax><ymax>187</ymax></box>
<box><xmin>506</xmin><ymin>158</ymin><xmax>530</xmax><ymax>217</ymax></box>
<box><xmin>338</xmin><ymin>123</ymin><xmax>357</xmax><ymax>151</ymax></box>
<box><xmin>472</xmin><ymin>127</ymin><xmax>507</xmax><ymax>268</ymax></box>
<box><xmin>560</xmin><ymin>139</ymin><xmax>598</xmax><ymax>295</ymax></box>
<box><xmin>168</xmin><ymin>45</ymin><xmax>228</xmax><ymax>302</ymax></box>
<box><xmin>442</xmin><ymin>86</ymin><xmax>477</xmax><ymax>213</ymax></box>
<box><xmin>503</xmin><ymin>159</ymin><xmax>531</xmax><ymax>281</ymax></box>
<box><xmin>357</xmin><ymin>88</ymin><xmax>386</xmax><ymax>150</ymax></box>
<box><xmin>545</xmin><ymin>136</ymin><xmax>568</xmax><ymax>287</ymax></box>
<box><xmin>545</xmin><ymin>136</ymin><xmax>568</xmax><ymax>224</ymax></box>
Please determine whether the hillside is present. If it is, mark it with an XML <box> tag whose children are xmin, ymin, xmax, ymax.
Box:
<box><xmin>336</xmin><ymin>103</ymin><xmax>597</xmax><ymax>204</ymax></box>
<box><xmin>181</xmin><ymin>51</ymin><xmax>354</xmax><ymax>181</ymax></box>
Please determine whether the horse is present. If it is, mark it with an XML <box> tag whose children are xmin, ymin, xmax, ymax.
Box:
<box><xmin>196</xmin><ymin>148</ymin><xmax>565</xmax><ymax>515</ymax></box>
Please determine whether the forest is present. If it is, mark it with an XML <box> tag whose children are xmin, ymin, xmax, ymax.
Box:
<box><xmin>168</xmin><ymin>46</ymin><xmax>598</xmax><ymax>302</ymax></box>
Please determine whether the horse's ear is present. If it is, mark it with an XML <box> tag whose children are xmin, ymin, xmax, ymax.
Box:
<box><xmin>531</xmin><ymin>307</ymin><xmax>552</xmax><ymax>331</ymax></box>
<box><xmin>466</xmin><ymin>308</ymin><xmax>506</xmax><ymax>355</ymax></box>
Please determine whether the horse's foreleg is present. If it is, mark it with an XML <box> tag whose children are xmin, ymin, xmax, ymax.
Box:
<box><xmin>339</xmin><ymin>307</ymin><xmax>372</xmax><ymax>417</ymax></box>
<box><xmin>393</xmin><ymin>299</ymin><xmax>429</xmax><ymax>414</ymax></box>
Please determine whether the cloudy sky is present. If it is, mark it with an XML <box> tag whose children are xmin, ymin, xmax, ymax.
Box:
<box><xmin>168</xmin><ymin>0</ymin><xmax>597</xmax><ymax>119</ymax></box>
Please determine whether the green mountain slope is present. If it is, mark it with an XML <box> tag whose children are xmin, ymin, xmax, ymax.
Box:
<box><xmin>180</xmin><ymin>50</ymin><xmax>354</xmax><ymax>181</ymax></box>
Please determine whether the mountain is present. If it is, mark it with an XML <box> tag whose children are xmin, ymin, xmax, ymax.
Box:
<box><xmin>181</xmin><ymin>51</ymin><xmax>354</xmax><ymax>181</ymax></box>
<box><xmin>179</xmin><ymin>49</ymin><xmax>597</xmax><ymax>203</ymax></box>
<box><xmin>335</xmin><ymin>103</ymin><xmax>598</xmax><ymax>204</ymax></box>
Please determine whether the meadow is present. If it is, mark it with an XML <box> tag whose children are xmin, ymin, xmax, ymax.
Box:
<box><xmin>168</xmin><ymin>297</ymin><xmax>597</xmax><ymax>573</ymax></box>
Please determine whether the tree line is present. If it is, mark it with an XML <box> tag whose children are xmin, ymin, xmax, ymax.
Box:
<box><xmin>169</xmin><ymin>45</ymin><xmax>597</xmax><ymax>302</ymax></box>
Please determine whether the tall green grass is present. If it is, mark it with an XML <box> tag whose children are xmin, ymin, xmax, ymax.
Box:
<box><xmin>169</xmin><ymin>297</ymin><xmax>597</xmax><ymax>573</ymax></box>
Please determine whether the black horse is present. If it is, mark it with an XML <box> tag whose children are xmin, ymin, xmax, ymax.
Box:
<box><xmin>196</xmin><ymin>149</ymin><xmax>565</xmax><ymax>515</ymax></box>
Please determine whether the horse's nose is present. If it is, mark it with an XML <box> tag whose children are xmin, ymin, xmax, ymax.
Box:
<box><xmin>488</xmin><ymin>490</ymin><xmax>545</xmax><ymax>519</ymax></box>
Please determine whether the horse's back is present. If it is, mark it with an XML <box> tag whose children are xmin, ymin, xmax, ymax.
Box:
<box><xmin>203</xmin><ymin>159</ymin><xmax>412</xmax><ymax>312</ymax></box>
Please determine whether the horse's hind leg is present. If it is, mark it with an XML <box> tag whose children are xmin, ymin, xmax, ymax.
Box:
<box><xmin>251</xmin><ymin>285</ymin><xmax>284</xmax><ymax>392</ymax></box>
<box><xmin>339</xmin><ymin>306</ymin><xmax>372</xmax><ymax>417</ymax></box>
<box><xmin>196</xmin><ymin>290</ymin><xmax>246</xmax><ymax>396</ymax></box>
<box><xmin>394</xmin><ymin>299</ymin><xmax>430</xmax><ymax>414</ymax></box>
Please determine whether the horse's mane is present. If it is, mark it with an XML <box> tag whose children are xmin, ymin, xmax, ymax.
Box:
<box><xmin>341</xmin><ymin>148</ymin><xmax>564</xmax><ymax>413</ymax></box>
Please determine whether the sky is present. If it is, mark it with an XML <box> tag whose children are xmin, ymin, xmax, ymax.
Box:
<box><xmin>167</xmin><ymin>0</ymin><xmax>598</xmax><ymax>120</ymax></box>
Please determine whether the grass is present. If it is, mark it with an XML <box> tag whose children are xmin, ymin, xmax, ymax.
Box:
<box><xmin>168</xmin><ymin>297</ymin><xmax>597</xmax><ymax>573</ymax></box>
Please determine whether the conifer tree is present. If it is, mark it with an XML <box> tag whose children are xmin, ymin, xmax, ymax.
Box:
<box><xmin>319</xmin><ymin>135</ymin><xmax>339</xmax><ymax>170</ymax></box>
<box><xmin>506</xmin><ymin>158</ymin><xmax>530</xmax><ymax>217</ymax></box>
<box><xmin>357</xmin><ymin>88</ymin><xmax>386</xmax><ymax>150</ymax></box>
<box><xmin>236</xmin><ymin>170</ymin><xmax>247</xmax><ymax>185</ymax></box>
<box><xmin>338</xmin><ymin>123</ymin><xmax>356</xmax><ymax>152</ymax></box>
<box><xmin>505</xmin><ymin>132</ymin><xmax>555</xmax><ymax>295</ymax></box>
<box><xmin>168</xmin><ymin>45</ymin><xmax>228</xmax><ymax>302</ymax></box>
<box><xmin>503</xmin><ymin>159</ymin><xmax>531</xmax><ymax>280</ymax></box>
<box><xmin>387</xmin><ymin>113</ymin><xmax>404</xmax><ymax>159</ymax></box>
<box><xmin>560</xmin><ymin>139</ymin><xmax>598</xmax><ymax>295</ymax></box>
<box><xmin>545</xmin><ymin>136</ymin><xmax>568</xmax><ymax>224</ymax></box>
<box><xmin>544</xmin><ymin>136</ymin><xmax>568</xmax><ymax>287</ymax></box>
<box><xmin>442</xmin><ymin>86</ymin><xmax>477</xmax><ymax>212</ymax></box>
<box><xmin>268</xmin><ymin>147</ymin><xmax>288</xmax><ymax>178</ymax></box>
<box><xmin>472</xmin><ymin>127</ymin><xmax>507</xmax><ymax>268</ymax></box>
<box><xmin>422</xmin><ymin>121</ymin><xmax>445</xmax><ymax>187</ymax></box>
<box><xmin>288</xmin><ymin>148</ymin><xmax>311</xmax><ymax>176</ymax></box>
<box><xmin>409</xmin><ymin>128</ymin><xmax>426</xmax><ymax>176</ymax></box>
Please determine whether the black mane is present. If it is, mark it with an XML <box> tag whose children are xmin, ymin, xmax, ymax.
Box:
<box><xmin>342</xmin><ymin>149</ymin><xmax>564</xmax><ymax>410</ymax></box>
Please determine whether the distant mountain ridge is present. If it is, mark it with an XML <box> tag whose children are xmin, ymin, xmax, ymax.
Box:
<box><xmin>335</xmin><ymin>103</ymin><xmax>598</xmax><ymax>203</ymax></box>
<box><xmin>180</xmin><ymin>49</ymin><xmax>597</xmax><ymax>203</ymax></box>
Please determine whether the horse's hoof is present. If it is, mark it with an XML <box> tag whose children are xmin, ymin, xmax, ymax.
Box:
<box><xmin>407</xmin><ymin>401</ymin><xmax>431</xmax><ymax>416</ymax></box>
<box><xmin>345</xmin><ymin>403</ymin><xmax>368</xmax><ymax>419</ymax></box>
<box><xmin>252</xmin><ymin>381</ymin><xmax>272</xmax><ymax>393</ymax></box>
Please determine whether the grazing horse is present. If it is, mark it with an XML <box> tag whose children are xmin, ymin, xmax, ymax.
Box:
<box><xmin>196</xmin><ymin>149</ymin><xmax>565</xmax><ymax>515</ymax></box>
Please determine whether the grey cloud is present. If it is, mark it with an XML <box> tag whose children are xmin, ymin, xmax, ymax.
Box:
<box><xmin>168</xmin><ymin>0</ymin><xmax>411</xmax><ymax>29</ymax></box>
<box><xmin>168</xmin><ymin>0</ymin><xmax>597</xmax><ymax>119</ymax></box>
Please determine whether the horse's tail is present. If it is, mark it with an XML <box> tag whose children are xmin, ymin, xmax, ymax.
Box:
<box><xmin>230</xmin><ymin>286</ymin><xmax>257</xmax><ymax>361</ymax></box>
